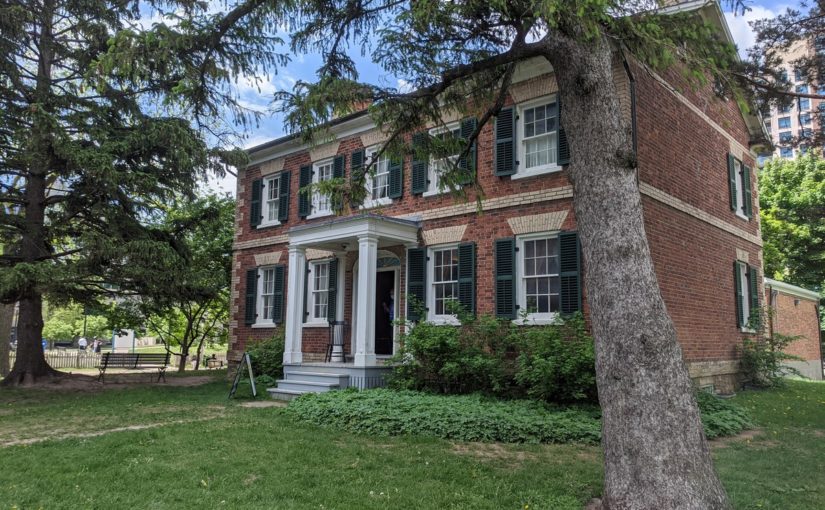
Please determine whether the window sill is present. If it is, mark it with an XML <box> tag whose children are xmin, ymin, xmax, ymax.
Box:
<box><xmin>257</xmin><ymin>220</ymin><xmax>281</xmax><ymax>229</ymax></box>
<box><xmin>735</xmin><ymin>211</ymin><xmax>750</xmax><ymax>222</ymax></box>
<box><xmin>512</xmin><ymin>315</ymin><xmax>560</xmax><ymax>326</ymax></box>
<box><xmin>251</xmin><ymin>322</ymin><xmax>278</xmax><ymax>329</ymax></box>
<box><xmin>427</xmin><ymin>316</ymin><xmax>460</xmax><ymax>326</ymax></box>
<box><xmin>303</xmin><ymin>320</ymin><xmax>330</xmax><ymax>328</ymax></box>
<box><xmin>511</xmin><ymin>164</ymin><xmax>563</xmax><ymax>180</ymax></box>
<box><xmin>307</xmin><ymin>210</ymin><xmax>333</xmax><ymax>220</ymax></box>
<box><xmin>740</xmin><ymin>326</ymin><xmax>757</xmax><ymax>334</ymax></box>
<box><xmin>361</xmin><ymin>197</ymin><xmax>392</xmax><ymax>209</ymax></box>
<box><xmin>422</xmin><ymin>188</ymin><xmax>444</xmax><ymax>198</ymax></box>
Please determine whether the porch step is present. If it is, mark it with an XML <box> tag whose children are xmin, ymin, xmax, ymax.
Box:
<box><xmin>267</xmin><ymin>388</ymin><xmax>304</xmax><ymax>401</ymax></box>
<box><xmin>275</xmin><ymin>379</ymin><xmax>341</xmax><ymax>394</ymax></box>
<box><xmin>284</xmin><ymin>370</ymin><xmax>350</xmax><ymax>387</ymax></box>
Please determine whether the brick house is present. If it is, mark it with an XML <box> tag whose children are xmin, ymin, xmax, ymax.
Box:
<box><xmin>228</xmin><ymin>1</ymin><xmax>767</xmax><ymax>396</ymax></box>
<box><xmin>764</xmin><ymin>279</ymin><xmax>823</xmax><ymax>380</ymax></box>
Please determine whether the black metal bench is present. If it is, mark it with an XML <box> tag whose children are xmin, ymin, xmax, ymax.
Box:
<box><xmin>98</xmin><ymin>352</ymin><xmax>170</xmax><ymax>383</ymax></box>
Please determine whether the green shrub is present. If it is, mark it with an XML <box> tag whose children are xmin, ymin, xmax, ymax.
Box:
<box><xmin>390</xmin><ymin>309</ymin><xmax>596</xmax><ymax>403</ymax></box>
<box><xmin>254</xmin><ymin>374</ymin><xmax>278</xmax><ymax>388</ymax></box>
<box><xmin>246</xmin><ymin>330</ymin><xmax>285</xmax><ymax>380</ymax></box>
<box><xmin>695</xmin><ymin>391</ymin><xmax>754</xmax><ymax>439</ymax></box>
<box><xmin>285</xmin><ymin>388</ymin><xmax>753</xmax><ymax>444</ymax></box>
<box><xmin>286</xmin><ymin>388</ymin><xmax>602</xmax><ymax>444</ymax></box>
<box><xmin>740</xmin><ymin>331</ymin><xmax>804</xmax><ymax>388</ymax></box>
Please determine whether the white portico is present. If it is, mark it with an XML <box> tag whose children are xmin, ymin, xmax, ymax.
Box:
<box><xmin>282</xmin><ymin>214</ymin><xmax>420</xmax><ymax>371</ymax></box>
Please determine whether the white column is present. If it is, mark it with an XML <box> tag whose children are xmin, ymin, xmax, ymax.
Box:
<box><xmin>354</xmin><ymin>234</ymin><xmax>378</xmax><ymax>367</ymax></box>
<box><xmin>283</xmin><ymin>245</ymin><xmax>306</xmax><ymax>365</ymax></box>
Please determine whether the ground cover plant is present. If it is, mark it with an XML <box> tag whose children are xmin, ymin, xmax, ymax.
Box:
<box><xmin>286</xmin><ymin>388</ymin><xmax>752</xmax><ymax>445</ymax></box>
<box><xmin>0</xmin><ymin>375</ymin><xmax>820</xmax><ymax>509</ymax></box>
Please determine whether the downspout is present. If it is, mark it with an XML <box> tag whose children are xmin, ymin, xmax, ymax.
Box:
<box><xmin>619</xmin><ymin>48</ymin><xmax>638</xmax><ymax>184</ymax></box>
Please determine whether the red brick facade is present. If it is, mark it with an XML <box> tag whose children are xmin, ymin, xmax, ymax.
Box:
<box><xmin>765</xmin><ymin>280</ymin><xmax>823</xmax><ymax>380</ymax></box>
<box><xmin>229</xmin><ymin>54</ymin><xmax>764</xmax><ymax>390</ymax></box>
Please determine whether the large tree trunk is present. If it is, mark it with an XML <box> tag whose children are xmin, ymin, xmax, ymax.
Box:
<box><xmin>2</xmin><ymin>0</ymin><xmax>60</xmax><ymax>386</ymax></box>
<box><xmin>0</xmin><ymin>303</ymin><xmax>14</xmax><ymax>377</ymax></box>
<box><xmin>545</xmin><ymin>35</ymin><xmax>730</xmax><ymax>509</ymax></box>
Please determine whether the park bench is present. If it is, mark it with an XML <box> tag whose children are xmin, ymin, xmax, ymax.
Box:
<box><xmin>98</xmin><ymin>352</ymin><xmax>170</xmax><ymax>383</ymax></box>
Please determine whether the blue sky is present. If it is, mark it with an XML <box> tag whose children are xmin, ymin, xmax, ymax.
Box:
<box><xmin>206</xmin><ymin>0</ymin><xmax>802</xmax><ymax>195</ymax></box>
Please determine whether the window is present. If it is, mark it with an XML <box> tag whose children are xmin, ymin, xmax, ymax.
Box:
<box><xmin>311</xmin><ymin>159</ymin><xmax>334</xmax><ymax>217</ymax></box>
<box><xmin>779</xmin><ymin>103</ymin><xmax>792</xmax><ymax>114</ymax></box>
<box><xmin>429</xmin><ymin>246</ymin><xmax>459</xmax><ymax>319</ymax></box>
<box><xmin>794</xmin><ymin>68</ymin><xmax>804</xmax><ymax>82</ymax></box>
<box><xmin>308</xmin><ymin>261</ymin><xmax>330</xmax><ymax>322</ymax></box>
<box><xmin>259</xmin><ymin>267</ymin><xmax>276</xmax><ymax>322</ymax></box>
<box><xmin>735</xmin><ymin>261</ymin><xmax>759</xmax><ymax>330</ymax></box>
<box><xmin>800</xmin><ymin>98</ymin><xmax>811</xmax><ymax>111</ymax></box>
<box><xmin>728</xmin><ymin>155</ymin><xmax>752</xmax><ymax>220</ymax></box>
<box><xmin>515</xmin><ymin>96</ymin><xmax>560</xmax><ymax>178</ymax></box>
<box><xmin>780</xmin><ymin>146</ymin><xmax>793</xmax><ymax>158</ymax></box>
<box><xmin>364</xmin><ymin>147</ymin><xmax>391</xmax><ymax>207</ymax></box>
<box><xmin>425</xmin><ymin>124</ymin><xmax>461</xmax><ymax>196</ymax></box>
<box><xmin>800</xmin><ymin>144</ymin><xmax>809</xmax><ymax>155</ymax></box>
<box><xmin>757</xmin><ymin>154</ymin><xmax>771</xmax><ymax>167</ymax></box>
<box><xmin>778</xmin><ymin>117</ymin><xmax>791</xmax><ymax>129</ymax></box>
<box><xmin>261</xmin><ymin>174</ymin><xmax>282</xmax><ymax>225</ymax></box>
<box><xmin>779</xmin><ymin>131</ymin><xmax>792</xmax><ymax>143</ymax></box>
<box><xmin>801</xmin><ymin>128</ymin><xmax>813</xmax><ymax>139</ymax></box>
<box><xmin>780</xmin><ymin>69</ymin><xmax>789</xmax><ymax>82</ymax></box>
<box><xmin>519</xmin><ymin>235</ymin><xmax>560</xmax><ymax>320</ymax></box>
<box><xmin>801</xmin><ymin>113</ymin><xmax>812</xmax><ymax>125</ymax></box>
<box><xmin>250</xmin><ymin>265</ymin><xmax>284</xmax><ymax>326</ymax></box>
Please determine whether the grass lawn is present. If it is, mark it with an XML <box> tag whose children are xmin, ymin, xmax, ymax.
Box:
<box><xmin>0</xmin><ymin>378</ymin><xmax>822</xmax><ymax>509</ymax></box>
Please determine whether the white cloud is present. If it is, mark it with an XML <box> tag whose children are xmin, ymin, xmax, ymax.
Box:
<box><xmin>724</xmin><ymin>5</ymin><xmax>787</xmax><ymax>57</ymax></box>
<box><xmin>396</xmin><ymin>78</ymin><xmax>414</xmax><ymax>93</ymax></box>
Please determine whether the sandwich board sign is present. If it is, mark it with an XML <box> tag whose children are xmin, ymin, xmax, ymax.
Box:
<box><xmin>228</xmin><ymin>352</ymin><xmax>256</xmax><ymax>398</ymax></box>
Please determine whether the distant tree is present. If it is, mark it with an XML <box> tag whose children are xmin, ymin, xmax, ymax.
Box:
<box><xmin>759</xmin><ymin>154</ymin><xmax>825</xmax><ymax>292</ymax></box>
<box><xmin>41</xmin><ymin>303</ymin><xmax>110</xmax><ymax>342</ymax></box>
<box><xmin>0</xmin><ymin>0</ymin><xmax>284</xmax><ymax>385</ymax></box>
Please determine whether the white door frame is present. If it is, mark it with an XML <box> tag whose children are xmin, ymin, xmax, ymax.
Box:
<box><xmin>351</xmin><ymin>265</ymin><xmax>400</xmax><ymax>358</ymax></box>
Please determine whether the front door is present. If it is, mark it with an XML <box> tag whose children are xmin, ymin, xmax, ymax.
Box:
<box><xmin>374</xmin><ymin>271</ymin><xmax>395</xmax><ymax>356</ymax></box>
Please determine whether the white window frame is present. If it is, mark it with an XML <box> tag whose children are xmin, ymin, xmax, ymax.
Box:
<box><xmin>514</xmin><ymin>233</ymin><xmax>562</xmax><ymax>325</ymax></box>
<box><xmin>423</xmin><ymin>122</ymin><xmax>461</xmax><ymax>197</ymax></box>
<box><xmin>737</xmin><ymin>262</ymin><xmax>754</xmax><ymax>333</ymax></box>
<box><xmin>731</xmin><ymin>157</ymin><xmax>749</xmax><ymax>221</ymax></box>
<box><xmin>362</xmin><ymin>146</ymin><xmax>392</xmax><ymax>209</ymax></box>
<box><xmin>259</xmin><ymin>174</ymin><xmax>282</xmax><ymax>228</ymax></box>
<box><xmin>305</xmin><ymin>260</ymin><xmax>331</xmax><ymax>326</ymax></box>
<box><xmin>426</xmin><ymin>244</ymin><xmax>460</xmax><ymax>325</ymax></box>
<box><xmin>253</xmin><ymin>266</ymin><xmax>277</xmax><ymax>328</ymax></box>
<box><xmin>308</xmin><ymin>158</ymin><xmax>334</xmax><ymax>219</ymax></box>
<box><xmin>513</xmin><ymin>95</ymin><xmax>562</xmax><ymax>180</ymax></box>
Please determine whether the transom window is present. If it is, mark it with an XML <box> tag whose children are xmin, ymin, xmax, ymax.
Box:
<box><xmin>431</xmin><ymin>247</ymin><xmax>459</xmax><ymax>316</ymax></box>
<box><xmin>312</xmin><ymin>160</ymin><xmax>333</xmax><ymax>215</ymax></box>
<box><xmin>426</xmin><ymin>124</ymin><xmax>461</xmax><ymax>195</ymax></box>
<box><xmin>258</xmin><ymin>267</ymin><xmax>276</xmax><ymax>323</ymax></box>
<box><xmin>365</xmin><ymin>147</ymin><xmax>390</xmax><ymax>205</ymax></box>
<box><xmin>310</xmin><ymin>261</ymin><xmax>330</xmax><ymax>321</ymax></box>
<box><xmin>520</xmin><ymin>237</ymin><xmax>560</xmax><ymax>317</ymax></box>
<box><xmin>263</xmin><ymin>174</ymin><xmax>281</xmax><ymax>224</ymax></box>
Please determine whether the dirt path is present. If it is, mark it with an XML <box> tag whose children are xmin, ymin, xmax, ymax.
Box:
<box><xmin>8</xmin><ymin>372</ymin><xmax>220</xmax><ymax>393</ymax></box>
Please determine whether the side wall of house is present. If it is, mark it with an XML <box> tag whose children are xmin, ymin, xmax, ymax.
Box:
<box><xmin>768</xmin><ymin>288</ymin><xmax>823</xmax><ymax>380</ymax></box>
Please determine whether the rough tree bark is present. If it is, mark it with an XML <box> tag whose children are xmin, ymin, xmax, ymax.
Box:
<box><xmin>3</xmin><ymin>0</ymin><xmax>62</xmax><ymax>386</ymax></box>
<box><xmin>0</xmin><ymin>303</ymin><xmax>14</xmax><ymax>377</ymax></box>
<box><xmin>545</xmin><ymin>34</ymin><xmax>730</xmax><ymax>509</ymax></box>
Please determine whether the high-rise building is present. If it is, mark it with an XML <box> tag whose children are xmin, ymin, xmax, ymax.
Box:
<box><xmin>760</xmin><ymin>38</ymin><xmax>825</xmax><ymax>164</ymax></box>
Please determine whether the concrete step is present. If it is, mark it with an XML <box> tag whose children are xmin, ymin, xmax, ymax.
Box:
<box><xmin>275</xmin><ymin>379</ymin><xmax>340</xmax><ymax>394</ymax></box>
<box><xmin>284</xmin><ymin>363</ymin><xmax>353</xmax><ymax>375</ymax></box>
<box><xmin>285</xmin><ymin>371</ymin><xmax>349</xmax><ymax>387</ymax></box>
<box><xmin>267</xmin><ymin>387</ymin><xmax>304</xmax><ymax>401</ymax></box>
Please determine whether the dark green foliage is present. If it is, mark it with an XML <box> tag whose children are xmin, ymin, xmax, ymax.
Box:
<box><xmin>253</xmin><ymin>374</ymin><xmax>277</xmax><ymax>388</ymax></box>
<box><xmin>287</xmin><ymin>389</ymin><xmax>603</xmax><ymax>444</ymax></box>
<box><xmin>286</xmin><ymin>387</ymin><xmax>751</xmax><ymax>444</ymax></box>
<box><xmin>695</xmin><ymin>391</ymin><xmax>754</xmax><ymax>439</ymax></box>
<box><xmin>247</xmin><ymin>330</ymin><xmax>285</xmax><ymax>380</ymax></box>
<box><xmin>740</xmin><ymin>331</ymin><xmax>805</xmax><ymax>389</ymax></box>
<box><xmin>390</xmin><ymin>312</ymin><xmax>596</xmax><ymax>403</ymax></box>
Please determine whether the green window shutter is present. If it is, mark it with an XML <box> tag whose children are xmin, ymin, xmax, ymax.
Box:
<box><xmin>727</xmin><ymin>154</ymin><xmax>737</xmax><ymax>212</ymax></box>
<box><xmin>388</xmin><ymin>156</ymin><xmax>403</xmax><ymax>198</ymax></box>
<box><xmin>303</xmin><ymin>261</ymin><xmax>310</xmax><ymax>323</ymax></box>
<box><xmin>350</xmin><ymin>149</ymin><xmax>365</xmax><ymax>208</ymax></box>
<box><xmin>244</xmin><ymin>269</ymin><xmax>258</xmax><ymax>325</ymax></box>
<box><xmin>459</xmin><ymin>117</ymin><xmax>478</xmax><ymax>185</ymax></box>
<box><xmin>273</xmin><ymin>265</ymin><xmax>285</xmax><ymax>323</ymax></box>
<box><xmin>743</xmin><ymin>164</ymin><xmax>753</xmax><ymax>218</ymax></box>
<box><xmin>277</xmin><ymin>171</ymin><xmax>290</xmax><ymax>222</ymax></box>
<box><xmin>250</xmin><ymin>179</ymin><xmax>262</xmax><ymax>228</ymax></box>
<box><xmin>457</xmin><ymin>242</ymin><xmax>476</xmax><ymax>315</ymax></box>
<box><xmin>298</xmin><ymin>165</ymin><xmax>312</xmax><ymax>217</ymax></box>
<box><xmin>559</xmin><ymin>232</ymin><xmax>581</xmax><ymax>315</ymax></box>
<box><xmin>411</xmin><ymin>132</ymin><xmax>428</xmax><ymax>194</ymax></box>
<box><xmin>332</xmin><ymin>155</ymin><xmax>345</xmax><ymax>212</ymax></box>
<box><xmin>557</xmin><ymin>98</ymin><xmax>570</xmax><ymax>166</ymax></box>
<box><xmin>406</xmin><ymin>247</ymin><xmax>427</xmax><ymax>321</ymax></box>
<box><xmin>748</xmin><ymin>265</ymin><xmax>760</xmax><ymax>327</ymax></box>
<box><xmin>734</xmin><ymin>261</ymin><xmax>744</xmax><ymax>328</ymax></box>
<box><xmin>494</xmin><ymin>107</ymin><xmax>516</xmax><ymax>176</ymax></box>
<box><xmin>327</xmin><ymin>258</ymin><xmax>339</xmax><ymax>322</ymax></box>
<box><xmin>494</xmin><ymin>238</ymin><xmax>516</xmax><ymax>319</ymax></box>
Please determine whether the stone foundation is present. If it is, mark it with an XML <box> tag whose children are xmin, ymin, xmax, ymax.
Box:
<box><xmin>687</xmin><ymin>360</ymin><xmax>742</xmax><ymax>395</ymax></box>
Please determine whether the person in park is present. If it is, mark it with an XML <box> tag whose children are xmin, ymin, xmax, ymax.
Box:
<box><xmin>77</xmin><ymin>337</ymin><xmax>87</xmax><ymax>352</ymax></box>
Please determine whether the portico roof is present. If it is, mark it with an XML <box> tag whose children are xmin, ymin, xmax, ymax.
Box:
<box><xmin>287</xmin><ymin>213</ymin><xmax>421</xmax><ymax>251</ymax></box>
